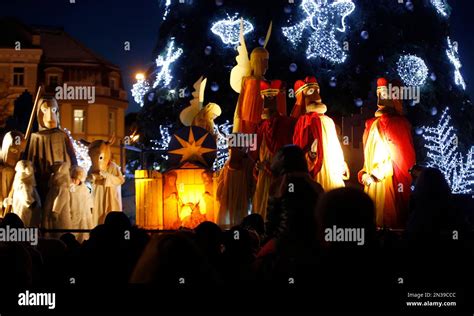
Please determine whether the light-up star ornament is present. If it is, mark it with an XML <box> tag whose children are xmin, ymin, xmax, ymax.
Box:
<box><xmin>397</xmin><ymin>54</ymin><xmax>429</xmax><ymax>87</ymax></box>
<box><xmin>446</xmin><ymin>37</ymin><xmax>466</xmax><ymax>90</ymax></box>
<box><xmin>168</xmin><ymin>127</ymin><xmax>216</xmax><ymax>166</ymax></box>
<box><xmin>211</xmin><ymin>15</ymin><xmax>254</xmax><ymax>45</ymax></box>
<box><xmin>282</xmin><ymin>0</ymin><xmax>355</xmax><ymax>64</ymax></box>
<box><xmin>153</xmin><ymin>38</ymin><xmax>183</xmax><ymax>88</ymax></box>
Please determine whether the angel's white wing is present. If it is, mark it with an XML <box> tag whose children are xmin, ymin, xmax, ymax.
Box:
<box><xmin>230</xmin><ymin>19</ymin><xmax>251</xmax><ymax>93</ymax></box>
<box><xmin>180</xmin><ymin>76</ymin><xmax>205</xmax><ymax>126</ymax></box>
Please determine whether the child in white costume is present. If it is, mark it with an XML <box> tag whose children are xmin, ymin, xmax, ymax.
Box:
<box><xmin>43</xmin><ymin>161</ymin><xmax>72</xmax><ymax>230</ymax></box>
<box><xmin>10</xmin><ymin>160</ymin><xmax>41</xmax><ymax>227</ymax></box>
<box><xmin>70</xmin><ymin>166</ymin><xmax>93</xmax><ymax>242</ymax></box>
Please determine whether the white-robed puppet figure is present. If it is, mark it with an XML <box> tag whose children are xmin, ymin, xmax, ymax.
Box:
<box><xmin>82</xmin><ymin>136</ymin><xmax>125</xmax><ymax>226</ymax></box>
<box><xmin>0</xmin><ymin>131</ymin><xmax>26</xmax><ymax>216</ymax></box>
<box><xmin>27</xmin><ymin>97</ymin><xmax>77</xmax><ymax>202</ymax></box>
<box><xmin>358</xmin><ymin>78</ymin><xmax>416</xmax><ymax>228</ymax></box>
<box><xmin>292</xmin><ymin>76</ymin><xmax>349</xmax><ymax>191</ymax></box>
<box><xmin>10</xmin><ymin>160</ymin><xmax>41</xmax><ymax>227</ymax></box>
<box><xmin>43</xmin><ymin>161</ymin><xmax>72</xmax><ymax>230</ymax></box>
<box><xmin>70</xmin><ymin>165</ymin><xmax>93</xmax><ymax>242</ymax></box>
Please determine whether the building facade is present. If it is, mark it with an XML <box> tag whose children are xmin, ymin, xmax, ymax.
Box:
<box><xmin>0</xmin><ymin>18</ymin><xmax>128</xmax><ymax>166</ymax></box>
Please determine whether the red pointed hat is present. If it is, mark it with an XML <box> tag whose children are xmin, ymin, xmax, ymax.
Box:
<box><xmin>261</xmin><ymin>80</ymin><xmax>284</xmax><ymax>97</ymax></box>
<box><xmin>294</xmin><ymin>76</ymin><xmax>319</xmax><ymax>96</ymax></box>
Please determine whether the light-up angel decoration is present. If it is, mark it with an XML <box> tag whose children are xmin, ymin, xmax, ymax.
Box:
<box><xmin>282</xmin><ymin>0</ymin><xmax>355</xmax><ymax>64</ymax></box>
<box><xmin>229</xmin><ymin>19</ymin><xmax>286</xmax><ymax>134</ymax></box>
<box><xmin>179</xmin><ymin>77</ymin><xmax>222</xmax><ymax>136</ymax></box>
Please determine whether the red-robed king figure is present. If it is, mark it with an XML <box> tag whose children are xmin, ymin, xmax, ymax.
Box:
<box><xmin>358</xmin><ymin>78</ymin><xmax>416</xmax><ymax>228</ymax></box>
<box><xmin>292</xmin><ymin>76</ymin><xmax>349</xmax><ymax>192</ymax></box>
<box><xmin>253</xmin><ymin>80</ymin><xmax>295</xmax><ymax>219</ymax></box>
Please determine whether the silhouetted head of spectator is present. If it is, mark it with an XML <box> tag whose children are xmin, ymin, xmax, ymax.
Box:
<box><xmin>60</xmin><ymin>233</ymin><xmax>80</xmax><ymax>251</ymax></box>
<box><xmin>0</xmin><ymin>213</ymin><xmax>24</xmax><ymax>229</ymax></box>
<box><xmin>316</xmin><ymin>187</ymin><xmax>376</xmax><ymax>249</ymax></box>
<box><xmin>0</xmin><ymin>242</ymin><xmax>33</xmax><ymax>287</ymax></box>
<box><xmin>194</xmin><ymin>221</ymin><xmax>223</xmax><ymax>260</ymax></box>
<box><xmin>412</xmin><ymin>167</ymin><xmax>451</xmax><ymax>198</ymax></box>
<box><xmin>270</xmin><ymin>145</ymin><xmax>308</xmax><ymax>176</ymax></box>
<box><xmin>407</xmin><ymin>167</ymin><xmax>466</xmax><ymax>241</ymax></box>
<box><xmin>104</xmin><ymin>211</ymin><xmax>132</xmax><ymax>231</ymax></box>
<box><xmin>130</xmin><ymin>232</ymin><xmax>219</xmax><ymax>286</ymax></box>
<box><xmin>223</xmin><ymin>226</ymin><xmax>255</xmax><ymax>264</ymax></box>
<box><xmin>241</xmin><ymin>214</ymin><xmax>265</xmax><ymax>237</ymax></box>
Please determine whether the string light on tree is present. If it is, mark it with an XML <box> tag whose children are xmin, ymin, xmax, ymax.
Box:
<box><xmin>397</xmin><ymin>54</ymin><xmax>429</xmax><ymax>87</ymax></box>
<box><xmin>430</xmin><ymin>0</ymin><xmax>450</xmax><ymax>17</ymax></box>
<box><xmin>212</xmin><ymin>121</ymin><xmax>232</xmax><ymax>171</ymax></box>
<box><xmin>153</xmin><ymin>38</ymin><xmax>183</xmax><ymax>88</ymax></box>
<box><xmin>162</xmin><ymin>0</ymin><xmax>171</xmax><ymax>20</ymax></box>
<box><xmin>446</xmin><ymin>37</ymin><xmax>466</xmax><ymax>90</ymax></box>
<box><xmin>422</xmin><ymin>108</ymin><xmax>474</xmax><ymax>194</ymax></box>
<box><xmin>282</xmin><ymin>0</ymin><xmax>355</xmax><ymax>64</ymax></box>
<box><xmin>211</xmin><ymin>14</ymin><xmax>254</xmax><ymax>45</ymax></box>
<box><xmin>151</xmin><ymin>124</ymin><xmax>172</xmax><ymax>160</ymax></box>
<box><xmin>64</xmin><ymin>128</ymin><xmax>92</xmax><ymax>173</ymax></box>
<box><xmin>131</xmin><ymin>73</ymin><xmax>150</xmax><ymax>107</ymax></box>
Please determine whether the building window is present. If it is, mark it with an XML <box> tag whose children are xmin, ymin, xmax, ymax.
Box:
<box><xmin>48</xmin><ymin>75</ymin><xmax>59</xmax><ymax>87</ymax></box>
<box><xmin>110</xmin><ymin>77</ymin><xmax>117</xmax><ymax>90</ymax></box>
<box><xmin>108</xmin><ymin>110</ymin><xmax>116</xmax><ymax>134</ymax></box>
<box><xmin>13</xmin><ymin>67</ymin><xmax>24</xmax><ymax>86</ymax></box>
<box><xmin>73</xmin><ymin>109</ymin><xmax>85</xmax><ymax>134</ymax></box>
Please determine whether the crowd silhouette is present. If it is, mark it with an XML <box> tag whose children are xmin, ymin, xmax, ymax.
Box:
<box><xmin>1</xmin><ymin>145</ymin><xmax>473</xmax><ymax>312</ymax></box>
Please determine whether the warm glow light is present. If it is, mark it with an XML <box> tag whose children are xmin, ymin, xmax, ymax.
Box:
<box><xmin>135</xmin><ymin>73</ymin><xmax>145</xmax><ymax>80</ymax></box>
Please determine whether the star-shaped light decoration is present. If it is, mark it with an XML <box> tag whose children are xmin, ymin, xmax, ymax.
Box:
<box><xmin>211</xmin><ymin>14</ymin><xmax>254</xmax><ymax>45</ymax></box>
<box><xmin>282</xmin><ymin>0</ymin><xmax>355</xmax><ymax>64</ymax></box>
<box><xmin>168</xmin><ymin>127</ymin><xmax>216</xmax><ymax>167</ymax></box>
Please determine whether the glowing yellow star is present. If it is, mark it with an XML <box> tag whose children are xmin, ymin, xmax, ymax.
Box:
<box><xmin>168</xmin><ymin>127</ymin><xmax>216</xmax><ymax>166</ymax></box>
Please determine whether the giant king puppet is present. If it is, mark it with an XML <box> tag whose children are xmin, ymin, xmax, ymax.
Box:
<box><xmin>253</xmin><ymin>80</ymin><xmax>294</xmax><ymax>219</ymax></box>
<box><xmin>292</xmin><ymin>76</ymin><xmax>349</xmax><ymax>191</ymax></box>
<box><xmin>358</xmin><ymin>78</ymin><xmax>416</xmax><ymax>228</ymax></box>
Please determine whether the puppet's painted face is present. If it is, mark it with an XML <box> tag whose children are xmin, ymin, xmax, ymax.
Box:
<box><xmin>39</xmin><ymin>100</ymin><xmax>59</xmax><ymax>129</ymax></box>
<box><xmin>302</xmin><ymin>85</ymin><xmax>327</xmax><ymax>114</ymax></box>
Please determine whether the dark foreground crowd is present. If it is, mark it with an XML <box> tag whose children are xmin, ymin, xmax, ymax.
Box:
<box><xmin>1</xmin><ymin>145</ymin><xmax>474</xmax><ymax>313</ymax></box>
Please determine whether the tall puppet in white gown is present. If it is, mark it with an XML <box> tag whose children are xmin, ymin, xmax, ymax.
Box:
<box><xmin>82</xmin><ymin>136</ymin><xmax>124</xmax><ymax>226</ymax></box>
<box><xmin>292</xmin><ymin>76</ymin><xmax>349</xmax><ymax>191</ymax></box>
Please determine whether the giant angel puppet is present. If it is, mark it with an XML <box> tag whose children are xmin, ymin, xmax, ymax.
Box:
<box><xmin>293</xmin><ymin>76</ymin><xmax>349</xmax><ymax>191</ymax></box>
<box><xmin>230</xmin><ymin>20</ymin><xmax>286</xmax><ymax>134</ymax></box>
<box><xmin>358</xmin><ymin>78</ymin><xmax>416</xmax><ymax>228</ymax></box>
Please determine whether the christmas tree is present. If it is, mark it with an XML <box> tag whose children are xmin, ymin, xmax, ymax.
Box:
<box><xmin>132</xmin><ymin>0</ymin><xmax>473</xmax><ymax>170</ymax></box>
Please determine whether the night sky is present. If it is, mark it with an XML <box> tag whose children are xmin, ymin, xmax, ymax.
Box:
<box><xmin>1</xmin><ymin>0</ymin><xmax>473</xmax><ymax>114</ymax></box>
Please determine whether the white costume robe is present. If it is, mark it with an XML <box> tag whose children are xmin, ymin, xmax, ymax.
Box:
<box><xmin>91</xmin><ymin>162</ymin><xmax>125</xmax><ymax>225</ymax></box>
<box><xmin>70</xmin><ymin>182</ymin><xmax>94</xmax><ymax>242</ymax></box>
<box><xmin>12</xmin><ymin>173</ymin><xmax>41</xmax><ymax>227</ymax></box>
<box><xmin>43</xmin><ymin>175</ymin><xmax>72</xmax><ymax>230</ymax></box>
